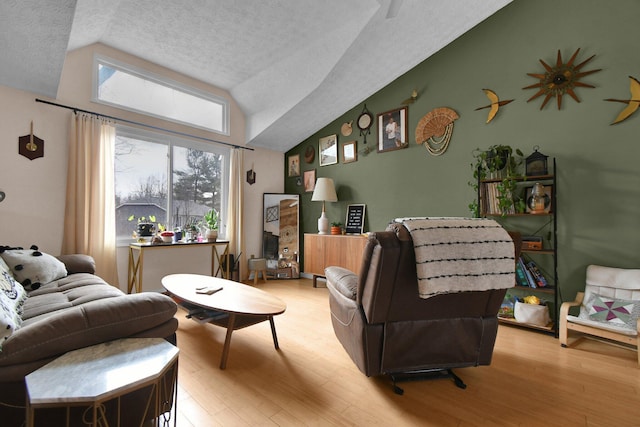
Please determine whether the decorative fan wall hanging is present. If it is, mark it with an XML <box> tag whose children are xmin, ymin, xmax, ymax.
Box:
<box><xmin>523</xmin><ymin>48</ymin><xmax>601</xmax><ymax>110</ymax></box>
<box><xmin>415</xmin><ymin>107</ymin><xmax>459</xmax><ymax>156</ymax></box>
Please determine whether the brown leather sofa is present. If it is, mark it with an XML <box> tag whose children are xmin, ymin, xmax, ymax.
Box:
<box><xmin>325</xmin><ymin>222</ymin><xmax>514</xmax><ymax>393</ymax></box>
<box><xmin>0</xmin><ymin>254</ymin><xmax>178</xmax><ymax>426</ymax></box>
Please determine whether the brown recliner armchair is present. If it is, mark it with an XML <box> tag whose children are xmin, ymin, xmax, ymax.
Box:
<box><xmin>325</xmin><ymin>221</ymin><xmax>515</xmax><ymax>393</ymax></box>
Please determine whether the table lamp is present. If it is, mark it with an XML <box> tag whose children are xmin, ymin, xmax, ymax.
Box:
<box><xmin>311</xmin><ymin>177</ymin><xmax>338</xmax><ymax>234</ymax></box>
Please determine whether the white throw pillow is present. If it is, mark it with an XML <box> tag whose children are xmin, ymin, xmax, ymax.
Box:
<box><xmin>0</xmin><ymin>246</ymin><xmax>67</xmax><ymax>291</ymax></box>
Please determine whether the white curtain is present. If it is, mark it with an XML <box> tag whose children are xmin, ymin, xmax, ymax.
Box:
<box><xmin>62</xmin><ymin>112</ymin><xmax>118</xmax><ymax>286</ymax></box>
<box><xmin>226</xmin><ymin>148</ymin><xmax>246</xmax><ymax>280</ymax></box>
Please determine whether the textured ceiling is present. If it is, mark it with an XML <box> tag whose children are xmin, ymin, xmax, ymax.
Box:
<box><xmin>0</xmin><ymin>0</ymin><xmax>512</xmax><ymax>152</ymax></box>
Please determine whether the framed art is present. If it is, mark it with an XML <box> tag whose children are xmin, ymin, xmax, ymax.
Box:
<box><xmin>524</xmin><ymin>184</ymin><xmax>553</xmax><ymax>214</ymax></box>
<box><xmin>319</xmin><ymin>134</ymin><xmax>338</xmax><ymax>166</ymax></box>
<box><xmin>287</xmin><ymin>154</ymin><xmax>300</xmax><ymax>177</ymax></box>
<box><xmin>342</xmin><ymin>141</ymin><xmax>357</xmax><ymax>163</ymax></box>
<box><xmin>377</xmin><ymin>106</ymin><xmax>408</xmax><ymax>153</ymax></box>
<box><xmin>303</xmin><ymin>169</ymin><xmax>316</xmax><ymax>192</ymax></box>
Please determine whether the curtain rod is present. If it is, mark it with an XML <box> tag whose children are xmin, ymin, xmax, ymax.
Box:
<box><xmin>35</xmin><ymin>98</ymin><xmax>254</xmax><ymax>151</ymax></box>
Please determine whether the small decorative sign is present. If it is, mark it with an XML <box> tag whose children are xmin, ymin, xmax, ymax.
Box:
<box><xmin>345</xmin><ymin>204</ymin><xmax>366</xmax><ymax>234</ymax></box>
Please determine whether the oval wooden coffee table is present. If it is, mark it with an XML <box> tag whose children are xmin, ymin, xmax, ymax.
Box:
<box><xmin>162</xmin><ymin>274</ymin><xmax>286</xmax><ymax>369</ymax></box>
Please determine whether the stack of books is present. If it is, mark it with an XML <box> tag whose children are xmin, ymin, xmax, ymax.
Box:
<box><xmin>515</xmin><ymin>257</ymin><xmax>549</xmax><ymax>288</ymax></box>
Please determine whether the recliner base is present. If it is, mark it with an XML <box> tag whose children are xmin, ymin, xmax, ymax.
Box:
<box><xmin>389</xmin><ymin>368</ymin><xmax>467</xmax><ymax>395</ymax></box>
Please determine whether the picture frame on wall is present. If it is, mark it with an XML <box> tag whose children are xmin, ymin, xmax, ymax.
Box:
<box><xmin>377</xmin><ymin>106</ymin><xmax>408</xmax><ymax>153</ymax></box>
<box><xmin>319</xmin><ymin>134</ymin><xmax>338</xmax><ymax>166</ymax></box>
<box><xmin>303</xmin><ymin>169</ymin><xmax>316</xmax><ymax>192</ymax></box>
<box><xmin>342</xmin><ymin>140</ymin><xmax>357</xmax><ymax>163</ymax></box>
<box><xmin>287</xmin><ymin>154</ymin><xmax>300</xmax><ymax>177</ymax></box>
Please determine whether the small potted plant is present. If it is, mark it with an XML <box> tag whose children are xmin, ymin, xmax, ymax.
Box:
<box><xmin>330</xmin><ymin>222</ymin><xmax>343</xmax><ymax>235</ymax></box>
<box><xmin>204</xmin><ymin>209</ymin><xmax>219</xmax><ymax>242</ymax></box>
<box><xmin>128</xmin><ymin>215</ymin><xmax>157</xmax><ymax>238</ymax></box>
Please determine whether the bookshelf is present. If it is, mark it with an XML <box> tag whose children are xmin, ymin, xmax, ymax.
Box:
<box><xmin>479</xmin><ymin>158</ymin><xmax>558</xmax><ymax>335</ymax></box>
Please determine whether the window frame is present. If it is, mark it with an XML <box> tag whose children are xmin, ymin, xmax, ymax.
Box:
<box><xmin>93</xmin><ymin>54</ymin><xmax>230</xmax><ymax>135</ymax></box>
<box><xmin>114</xmin><ymin>125</ymin><xmax>230</xmax><ymax>247</ymax></box>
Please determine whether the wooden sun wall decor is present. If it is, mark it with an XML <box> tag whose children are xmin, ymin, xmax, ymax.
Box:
<box><xmin>415</xmin><ymin>107</ymin><xmax>459</xmax><ymax>156</ymax></box>
<box><xmin>605</xmin><ymin>76</ymin><xmax>640</xmax><ymax>125</ymax></box>
<box><xmin>475</xmin><ymin>89</ymin><xmax>514</xmax><ymax>123</ymax></box>
<box><xmin>523</xmin><ymin>48</ymin><xmax>601</xmax><ymax>110</ymax></box>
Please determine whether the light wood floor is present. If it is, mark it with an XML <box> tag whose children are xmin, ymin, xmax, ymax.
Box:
<box><xmin>172</xmin><ymin>278</ymin><xmax>639</xmax><ymax>426</ymax></box>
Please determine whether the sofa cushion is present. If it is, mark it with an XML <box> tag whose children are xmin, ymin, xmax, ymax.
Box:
<box><xmin>0</xmin><ymin>248</ymin><xmax>67</xmax><ymax>291</ymax></box>
<box><xmin>578</xmin><ymin>292</ymin><xmax>640</xmax><ymax>331</ymax></box>
<box><xmin>22</xmin><ymin>273</ymin><xmax>125</xmax><ymax>323</ymax></box>
<box><xmin>0</xmin><ymin>289</ymin><xmax>177</xmax><ymax>367</ymax></box>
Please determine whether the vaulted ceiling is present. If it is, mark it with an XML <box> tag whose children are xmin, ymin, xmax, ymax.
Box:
<box><xmin>0</xmin><ymin>0</ymin><xmax>512</xmax><ymax>152</ymax></box>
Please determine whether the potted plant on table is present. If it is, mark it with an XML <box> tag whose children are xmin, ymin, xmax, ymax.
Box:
<box><xmin>330</xmin><ymin>222</ymin><xmax>343</xmax><ymax>235</ymax></box>
<box><xmin>204</xmin><ymin>209</ymin><xmax>219</xmax><ymax>242</ymax></box>
<box><xmin>128</xmin><ymin>215</ymin><xmax>157</xmax><ymax>240</ymax></box>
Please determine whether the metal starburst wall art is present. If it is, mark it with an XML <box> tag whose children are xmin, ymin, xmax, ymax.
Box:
<box><xmin>523</xmin><ymin>48</ymin><xmax>601</xmax><ymax>110</ymax></box>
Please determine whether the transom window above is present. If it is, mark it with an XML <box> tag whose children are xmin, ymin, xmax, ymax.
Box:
<box><xmin>94</xmin><ymin>56</ymin><xmax>229</xmax><ymax>134</ymax></box>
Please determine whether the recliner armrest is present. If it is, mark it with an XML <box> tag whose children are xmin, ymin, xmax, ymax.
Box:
<box><xmin>325</xmin><ymin>266</ymin><xmax>358</xmax><ymax>300</ymax></box>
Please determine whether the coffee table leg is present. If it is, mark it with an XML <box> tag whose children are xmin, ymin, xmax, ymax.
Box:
<box><xmin>220</xmin><ymin>314</ymin><xmax>236</xmax><ymax>370</ymax></box>
<box><xmin>269</xmin><ymin>316</ymin><xmax>280</xmax><ymax>350</ymax></box>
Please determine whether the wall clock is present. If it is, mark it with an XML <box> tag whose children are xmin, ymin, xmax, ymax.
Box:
<box><xmin>523</xmin><ymin>48</ymin><xmax>601</xmax><ymax>110</ymax></box>
<box><xmin>357</xmin><ymin>105</ymin><xmax>373</xmax><ymax>144</ymax></box>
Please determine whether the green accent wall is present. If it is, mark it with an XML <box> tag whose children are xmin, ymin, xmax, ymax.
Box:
<box><xmin>285</xmin><ymin>0</ymin><xmax>640</xmax><ymax>303</ymax></box>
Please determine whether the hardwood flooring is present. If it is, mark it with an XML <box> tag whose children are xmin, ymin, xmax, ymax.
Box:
<box><xmin>172</xmin><ymin>278</ymin><xmax>639</xmax><ymax>426</ymax></box>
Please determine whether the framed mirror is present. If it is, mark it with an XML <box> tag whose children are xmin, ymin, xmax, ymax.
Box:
<box><xmin>263</xmin><ymin>193</ymin><xmax>300</xmax><ymax>279</ymax></box>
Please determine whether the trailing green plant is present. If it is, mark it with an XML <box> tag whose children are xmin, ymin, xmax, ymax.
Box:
<box><xmin>469</xmin><ymin>145</ymin><xmax>524</xmax><ymax>217</ymax></box>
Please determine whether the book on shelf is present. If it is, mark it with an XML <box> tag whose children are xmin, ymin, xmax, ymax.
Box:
<box><xmin>514</xmin><ymin>256</ymin><xmax>550</xmax><ymax>288</ymax></box>
<box><xmin>526</xmin><ymin>260</ymin><xmax>548</xmax><ymax>287</ymax></box>
<box><xmin>518</xmin><ymin>257</ymin><xmax>537</xmax><ymax>288</ymax></box>
<box><xmin>515</xmin><ymin>259</ymin><xmax>530</xmax><ymax>287</ymax></box>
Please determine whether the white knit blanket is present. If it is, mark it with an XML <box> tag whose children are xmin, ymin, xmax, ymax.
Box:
<box><xmin>395</xmin><ymin>217</ymin><xmax>515</xmax><ymax>299</ymax></box>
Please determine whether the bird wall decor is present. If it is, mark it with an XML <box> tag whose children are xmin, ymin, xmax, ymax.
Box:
<box><xmin>475</xmin><ymin>89</ymin><xmax>514</xmax><ymax>123</ymax></box>
<box><xmin>401</xmin><ymin>89</ymin><xmax>419</xmax><ymax>105</ymax></box>
<box><xmin>605</xmin><ymin>76</ymin><xmax>640</xmax><ymax>125</ymax></box>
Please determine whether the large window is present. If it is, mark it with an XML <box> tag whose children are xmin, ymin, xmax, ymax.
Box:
<box><xmin>94</xmin><ymin>55</ymin><xmax>229</xmax><ymax>134</ymax></box>
<box><xmin>114</xmin><ymin>127</ymin><xmax>228</xmax><ymax>245</ymax></box>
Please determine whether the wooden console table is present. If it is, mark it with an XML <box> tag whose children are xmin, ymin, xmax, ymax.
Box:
<box><xmin>128</xmin><ymin>241</ymin><xmax>230</xmax><ymax>294</ymax></box>
<box><xmin>304</xmin><ymin>234</ymin><xmax>368</xmax><ymax>287</ymax></box>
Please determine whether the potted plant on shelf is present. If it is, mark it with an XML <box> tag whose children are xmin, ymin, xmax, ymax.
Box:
<box><xmin>469</xmin><ymin>145</ymin><xmax>524</xmax><ymax>217</ymax></box>
<box><xmin>330</xmin><ymin>222</ymin><xmax>343</xmax><ymax>235</ymax></box>
<box><xmin>203</xmin><ymin>209</ymin><xmax>218</xmax><ymax>242</ymax></box>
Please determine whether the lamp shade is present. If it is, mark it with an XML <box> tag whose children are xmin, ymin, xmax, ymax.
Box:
<box><xmin>311</xmin><ymin>178</ymin><xmax>338</xmax><ymax>202</ymax></box>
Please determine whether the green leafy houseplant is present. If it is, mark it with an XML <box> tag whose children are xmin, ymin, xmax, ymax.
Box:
<box><xmin>469</xmin><ymin>145</ymin><xmax>524</xmax><ymax>217</ymax></box>
<box><xmin>204</xmin><ymin>209</ymin><xmax>218</xmax><ymax>230</ymax></box>
<box><xmin>203</xmin><ymin>209</ymin><xmax>219</xmax><ymax>242</ymax></box>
